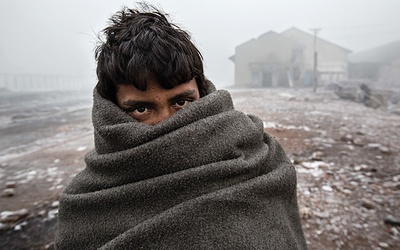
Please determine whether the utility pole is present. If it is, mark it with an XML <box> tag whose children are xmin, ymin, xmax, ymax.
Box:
<box><xmin>310</xmin><ymin>28</ymin><xmax>321</xmax><ymax>93</ymax></box>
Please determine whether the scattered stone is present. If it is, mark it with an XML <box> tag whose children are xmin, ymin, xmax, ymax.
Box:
<box><xmin>340</xmin><ymin>134</ymin><xmax>353</xmax><ymax>142</ymax></box>
<box><xmin>300</xmin><ymin>207</ymin><xmax>312</xmax><ymax>219</ymax></box>
<box><xmin>2</xmin><ymin>188</ymin><xmax>15</xmax><ymax>197</ymax></box>
<box><xmin>361</xmin><ymin>198</ymin><xmax>376</xmax><ymax>209</ymax></box>
<box><xmin>384</xmin><ymin>215</ymin><xmax>400</xmax><ymax>226</ymax></box>
<box><xmin>379</xmin><ymin>146</ymin><xmax>390</xmax><ymax>154</ymax></box>
<box><xmin>303</xmin><ymin>190</ymin><xmax>311</xmax><ymax>197</ymax></box>
<box><xmin>378</xmin><ymin>242</ymin><xmax>389</xmax><ymax>248</ymax></box>
<box><xmin>339</xmin><ymin>151</ymin><xmax>351</xmax><ymax>156</ymax></box>
<box><xmin>370</xmin><ymin>167</ymin><xmax>378</xmax><ymax>173</ymax></box>
<box><xmin>318</xmin><ymin>161</ymin><xmax>329</xmax><ymax>169</ymax></box>
<box><xmin>352</xmin><ymin>137</ymin><xmax>365</xmax><ymax>146</ymax></box>
<box><xmin>372</xmin><ymin>197</ymin><xmax>384</xmax><ymax>205</ymax></box>
<box><xmin>349</xmin><ymin>181</ymin><xmax>358</xmax><ymax>186</ymax></box>
<box><xmin>76</xmin><ymin>146</ymin><xmax>87</xmax><ymax>152</ymax></box>
<box><xmin>5</xmin><ymin>181</ymin><xmax>16</xmax><ymax>188</ymax></box>
<box><xmin>336</xmin><ymin>186</ymin><xmax>352</xmax><ymax>195</ymax></box>
<box><xmin>51</xmin><ymin>200</ymin><xmax>60</xmax><ymax>208</ymax></box>
<box><xmin>44</xmin><ymin>243</ymin><xmax>55</xmax><ymax>250</ymax></box>
<box><xmin>389</xmin><ymin>227</ymin><xmax>399</xmax><ymax>236</ymax></box>
<box><xmin>14</xmin><ymin>221</ymin><xmax>28</xmax><ymax>231</ymax></box>
<box><xmin>0</xmin><ymin>208</ymin><xmax>29</xmax><ymax>223</ymax></box>
<box><xmin>322</xmin><ymin>185</ymin><xmax>333</xmax><ymax>192</ymax></box>
<box><xmin>382</xmin><ymin>182</ymin><xmax>398</xmax><ymax>189</ymax></box>
<box><xmin>302</xmin><ymin>161</ymin><xmax>329</xmax><ymax>169</ymax></box>
<box><xmin>366</xmin><ymin>143</ymin><xmax>381</xmax><ymax>150</ymax></box>
<box><xmin>301</xmin><ymin>161</ymin><xmax>319</xmax><ymax>169</ymax></box>
<box><xmin>38</xmin><ymin>210</ymin><xmax>46</xmax><ymax>216</ymax></box>
<box><xmin>48</xmin><ymin>209</ymin><xmax>58</xmax><ymax>219</ymax></box>
<box><xmin>311</xmin><ymin>151</ymin><xmax>324</xmax><ymax>161</ymax></box>
<box><xmin>292</xmin><ymin>156</ymin><xmax>307</xmax><ymax>164</ymax></box>
<box><xmin>314</xmin><ymin>211</ymin><xmax>330</xmax><ymax>219</ymax></box>
<box><xmin>354</xmin><ymin>164</ymin><xmax>369</xmax><ymax>171</ymax></box>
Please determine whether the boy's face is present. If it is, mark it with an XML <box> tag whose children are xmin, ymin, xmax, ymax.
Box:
<box><xmin>116</xmin><ymin>78</ymin><xmax>200</xmax><ymax>125</ymax></box>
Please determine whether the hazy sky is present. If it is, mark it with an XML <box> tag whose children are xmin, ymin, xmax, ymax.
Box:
<box><xmin>1</xmin><ymin>0</ymin><xmax>400</xmax><ymax>87</ymax></box>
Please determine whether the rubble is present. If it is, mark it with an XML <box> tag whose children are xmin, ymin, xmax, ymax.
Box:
<box><xmin>0</xmin><ymin>209</ymin><xmax>29</xmax><ymax>224</ymax></box>
<box><xmin>361</xmin><ymin>198</ymin><xmax>376</xmax><ymax>209</ymax></box>
<box><xmin>2</xmin><ymin>188</ymin><xmax>15</xmax><ymax>197</ymax></box>
<box><xmin>379</xmin><ymin>242</ymin><xmax>390</xmax><ymax>248</ymax></box>
<box><xmin>384</xmin><ymin>216</ymin><xmax>400</xmax><ymax>227</ymax></box>
<box><xmin>5</xmin><ymin>181</ymin><xmax>16</xmax><ymax>188</ymax></box>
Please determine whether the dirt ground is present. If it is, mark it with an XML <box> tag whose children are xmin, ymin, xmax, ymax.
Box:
<box><xmin>0</xmin><ymin>87</ymin><xmax>399</xmax><ymax>249</ymax></box>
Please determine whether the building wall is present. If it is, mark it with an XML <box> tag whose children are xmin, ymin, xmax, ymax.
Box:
<box><xmin>232</xmin><ymin>28</ymin><xmax>350</xmax><ymax>88</ymax></box>
<box><xmin>378</xmin><ymin>57</ymin><xmax>400</xmax><ymax>89</ymax></box>
<box><xmin>234</xmin><ymin>32</ymin><xmax>301</xmax><ymax>87</ymax></box>
<box><xmin>281</xmin><ymin>28</ymin><xmax>349</xmax><ymax>85</ymax></box>
<box><xmin>234</xmin><ymin>38</ymin><xmax>258</xmax><ymax>87</ymax></box>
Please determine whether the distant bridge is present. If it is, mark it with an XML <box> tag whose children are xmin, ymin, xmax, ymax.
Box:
<box><xmin>0</xmin><ymin>74</ymin><xmax>94</xmax><ymax>91</ymax></box>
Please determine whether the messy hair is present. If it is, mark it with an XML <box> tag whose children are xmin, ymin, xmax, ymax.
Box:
<box><xmin>95</xmin><ymin>3</ymin><xmax>207</xmax><ymax>103</ymax></box>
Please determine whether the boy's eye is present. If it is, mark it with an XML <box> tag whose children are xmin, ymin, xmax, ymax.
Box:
<box><xmin>176</xmin><ymin>100</ymin><xmax>188</xmax><ymax>106</ymax></box>
<box><xmin>174</xmin><ymin>99</ymin><xmax>192</xmax><ymax>108</ymax></box>
<box><xmin>135</xmin><ymin>107</ymin><xmax>147</xmax><ymax>113</ymax></box>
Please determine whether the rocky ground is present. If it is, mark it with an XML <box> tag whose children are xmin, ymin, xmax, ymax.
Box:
<box><xmin>0</xmin><ymin>87</ymin><xmax>399</xmax><ymax>249</ymax></box>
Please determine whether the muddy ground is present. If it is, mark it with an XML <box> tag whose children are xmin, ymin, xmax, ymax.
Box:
<box><xmin>0</xmin><ymin>87</ymin><xmax>399</xmax><ymax>249</ymax></box>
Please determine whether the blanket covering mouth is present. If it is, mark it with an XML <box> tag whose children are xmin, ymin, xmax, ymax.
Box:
<box><xmin>55</xmin><ymin>83</ymin><xmax>307</xmax><ymax>249</ymax></box>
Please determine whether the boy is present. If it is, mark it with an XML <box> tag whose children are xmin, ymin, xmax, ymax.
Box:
<box><xmin>55</xmin><ymin>4</ymin><xmax>306</xmax><ymax>249</ymax></box>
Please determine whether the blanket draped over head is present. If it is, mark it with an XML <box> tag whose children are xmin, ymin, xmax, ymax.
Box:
<box><xmin>55</xmin><ymin>82</ymin><xmax>306</xmax><ymax>249</ymax></box>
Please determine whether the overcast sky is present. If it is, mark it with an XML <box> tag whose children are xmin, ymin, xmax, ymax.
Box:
<box><xmin>1</xmin><ymin>0</ymin><xmax>400</xmax><ymax>87</ymax></box>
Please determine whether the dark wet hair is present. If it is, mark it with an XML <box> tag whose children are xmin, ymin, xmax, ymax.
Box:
<box><xmin>95</xmin><ymin>4</ymin><xmax>207</xmax><ymax>103</ymax></box>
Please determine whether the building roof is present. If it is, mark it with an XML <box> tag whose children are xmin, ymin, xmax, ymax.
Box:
<box><xmin>230</xmin><ymin>27</ymin><xmax>352</xmax><ymax>62</ymax></box>
<box><xmin>348</xmin><ymin>40</ymin><xmax>400</xmax><ymax>64</ymax></box>
<box><xmin>280</xmin><ymin>27</ymin><xmax>352</xmax><ymax>53</ymax></box>
<box><xmin>229</xmin><ymin>30</ymin><xmax>303</xmax><ymax>62</ymax></box>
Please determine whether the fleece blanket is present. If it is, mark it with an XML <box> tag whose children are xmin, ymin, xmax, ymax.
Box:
<box><xmin>55</xmin><ymin>83</ymin><xmax>306</xmax><ymax>249</ymax></box>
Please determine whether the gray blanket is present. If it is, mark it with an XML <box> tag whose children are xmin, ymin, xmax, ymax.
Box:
<box><xmin>55</xmin><ymin>85</ymin><xmax>306</xmax><ymax>249</ymax></box>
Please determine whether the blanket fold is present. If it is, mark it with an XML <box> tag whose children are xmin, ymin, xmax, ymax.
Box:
<box><xmin>55</xmin><ymin>85</ymin><xmax>306</xmax><ymax>249</ymax></box>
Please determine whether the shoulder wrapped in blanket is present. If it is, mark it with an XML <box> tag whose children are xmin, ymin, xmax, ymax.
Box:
<box><xmin>55</xmin><ymin>84</ymin><xmax>307</xmax><ymax>249</ymax></box>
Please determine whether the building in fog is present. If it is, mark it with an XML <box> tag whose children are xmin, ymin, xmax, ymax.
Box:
<box><xmin>348</xmin><ymin>40</ymin><xmax>400</xmax><ymax>89</ymax></box>
<box><xmin>230</xmin><ymin>27</ymin><xmax>351</xmax><ymax>88</ymax></box>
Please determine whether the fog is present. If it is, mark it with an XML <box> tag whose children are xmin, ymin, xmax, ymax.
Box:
<box><xmin>1</xmin><ymin>1</ymin><xmax>400</xmax><ymax>248</ymax></box>
<box><xmin>1</xmin><ymin>0</ymin><xmax>400</xmax><ymax>89</ymax></box>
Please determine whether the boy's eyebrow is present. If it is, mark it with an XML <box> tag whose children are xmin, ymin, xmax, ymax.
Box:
<box><xmin>121</xmin><ymin>100</ymin><xmax>154</xmax><ymax>108</ymax></box>
<box><xmin>168</xmin><ymin>89</ymin><xmax>197</xmax><ymax>103</ymax></box>
<box><xmin>120</xmin><ymin>89</ymin><xmax>197</xmax><ymax>108</ymax></box>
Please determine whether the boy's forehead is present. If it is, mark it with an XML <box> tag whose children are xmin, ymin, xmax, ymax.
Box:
<box><xmin>116</xmin><ymin>78</ymin><xmax>199</xmax><ymax>104</ymax></box>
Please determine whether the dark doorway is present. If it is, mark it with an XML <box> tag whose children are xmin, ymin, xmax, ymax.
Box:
<box><xmin>262</xmin><ymin>72</ymin><xmax>272</xmax><ymax>87</ymax></box>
